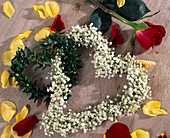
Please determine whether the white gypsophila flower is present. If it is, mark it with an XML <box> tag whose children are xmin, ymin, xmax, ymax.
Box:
<box><xmin>40</xmin><ymin>24</ymin><xmax>152</xmax><ymax>137</ymax></box>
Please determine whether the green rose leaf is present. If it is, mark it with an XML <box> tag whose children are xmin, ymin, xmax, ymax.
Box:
<box><xmin>107</xmin><ymin>0</ymin><xmax>150</xmax><ymax>21</ymax></box>
<box><xmin>90</xmin><ymin>8</ymin><xmax>112</xmax><ymax>34</ymax></box>
<box><xmin>97</xmin><ymin>0</ymin><xmax>109</xmax><ymax>3</ymax></box>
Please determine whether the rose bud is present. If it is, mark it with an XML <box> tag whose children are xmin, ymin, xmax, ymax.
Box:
<box><xmin>135</xmin><ymin>21</ymin><xmax>166</xmax><ymax>50</ymax></box>
<box><xmin>51</xmin><ymin>14</ymin><xmax>65</xmax><ymax>32</ymax></box>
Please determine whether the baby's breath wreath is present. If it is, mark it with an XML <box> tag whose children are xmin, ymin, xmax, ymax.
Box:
<box><xmin>10</xmin><ymin>24</ymin><xmax>152</xmax><ymax>137</ymax></box>
<box><xmin>40</xmin><ymin>24</ymin><xmax>152</xmax><ymax>137</ymax></box>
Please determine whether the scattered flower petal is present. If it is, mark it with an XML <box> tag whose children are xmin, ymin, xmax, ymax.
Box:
<box><xmin>16</xmin><ymin>106</ymin><xmax>29</xmax><ymax>122</ymax></box>
<box><xmin>13</xmin><ymin>115</ymin><xmax>38</xmax><ymax>136</ymax></box>
<box><xmin>0</xmin><ymin>101</ymin><xmax>16</xmax><ymax>122</ymax></box>
<box><xmin>152</xmin><ymin>108</ymin><xmax>168</xmax><ymax>115</ymax></box>
<box><xmin>1</xmin><ymin>125</ymin><xmax>13</xmax><ymax>138</ymax></box>
<box><xmin>10</xmin><ymin>38</ymin><xmax>25</xmax><ymax>54</ymax></box>
<box><xmin>1</xmin><ymin>70</ymin><xmax>10</xmax><ymax>89</ymax></box>
<box><xmin>17</xmin><ymin>30</ymin><xmax>32</xmax><ymax>39</ymax></box>
<box><xmin>143</xmin><ymin>101</ymin><xmax>168</xmax><ymax>116</ymax></box>
<box><xmin>13</xmin><ymin>77</ymin><xmax>19</xmax><ymax>89</ymax></box>
<box><xmin>158</xmin><ymin>133</ymin><xmax>167</xmax><ymax>138</ymax></box>
<box><xmin>117</xmin><ymin>0</ymin><xmax>125</xmax><ymax>8</ymax></box>
<box><xmin>33</xmin><ymin>5</ymin><xmax>49</xmax><ymax>19</ymax></box>
<box><xmin>34</xmin><ymin>27</ymin><xmax>52</xmax><ymax>41</ymax></box>
<box><xmin>131</xmin><ymin>129</ymin><xmax>150</xmax><ymax>138</ymax></box>
<box><xmin>51</xmin><ymin>15</ymin><xmax>65</xmax><ymax>32</ymax></box>
<box><xmin>2</xmin><ymin>51</ymin><xmax>15</xmax><ymax>66</ymax></box>
<box><xmin>3</xmin><ymin>1</ymin><xmax>15</xmax><ymax>18</ymax></box>
<box><xmin>10</xmin><ymin>31</ymin><xmax>32</xmax><ymax>54</ymax></box>
<box><xmin>111</xmin><ymin>26</ymin><xmax>124</xmax><ymax>47</ymax></box>
<box><xmin>136</xmin><ymin>60</ymin><xmax>156</xmax><ymax>71</ymax></box>
<box><xmin>11</xmin><ymin>124</ymin><xmax>32</xmax><ymax>138</ymax></box>
<box><xmin>104</xmin><ymin>122</ymin><xmax>131</xmax><ymax>138</ymax></box>
<box><xmin>44</xmin><ymin>1</ymin><xmax>60</xmax><ymax>18</ymax></box>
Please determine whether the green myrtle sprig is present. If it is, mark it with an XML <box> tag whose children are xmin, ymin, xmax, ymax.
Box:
<box><xmin>10</xmin><ymin>32</ymin><xmax>81</xmax><ymax>103</ymax></box>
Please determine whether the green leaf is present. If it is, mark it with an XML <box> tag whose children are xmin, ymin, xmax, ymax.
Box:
<box><xmin>90</xmin><ymin>8</ymin><xmax>112</xmax><ymax>34</ymax></box>
<box><xmin>33</xmin><ymin>51</ymin><xmax>37</xmax><ymax>56</ymax></box>
<box><xmin>34</xmin><ymin>66</ymin><xmax>41</xmax><ymax>71</ymax></box>
<box><xmin>97</xmin><ymin>0</ymin><xmax>109</xmax><ymax>3</ymax></box>
<box><xmin>48</xmin><ymin>37</ymin><xmax>53</xmax><ymax>44</ymax></box>
<box><xmin>18</xmin><ymin>48</ymin><xmax>25</xmax><ymax>57</ymax></box>
<box><xmin>107</xmin><ymin>0</ymin><xmax>150</xmax><ymax>21</ymax></box>
<box><xmin>135</xmin><ymin>22</ymin><xmax>149</xmax><ymax>31</ymax></box>
<box><xmin>25</xmin><ymin>46</ymin><xmax>31</xmax><ymax>57</ymax></box>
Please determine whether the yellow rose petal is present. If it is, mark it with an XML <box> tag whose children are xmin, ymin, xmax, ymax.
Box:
<box><xmin>10</xmin><ymin>31</ymin><xmax>32</xmax><ymax>54</ymax></box>
<box><xmin>117</xmin><ymin>0</ymin><xmax>125</xmax><ymax>8</ymax></box>
<box><xmin>131</xmin><ymin>129</ymin><xmax>150</xmax><ymax>138</ymax></box>
<box><xmin>1</xmin><ymin>125</ymin><xmax>13</xmax><ymax>138</ymax></box>
<box><xmin>33</xmin><ymin>5</ymin><xmax>50</xmax><ymax>19</ymax></box>
<box><xmin>143</xmin><ymin>101</ymin><xmax>168</xmax><ymax>116</ymax></box>
<box><xmin>17</xmin><ymin>30</ymin><xmax>32</xmax><ymax>39</ymax></box>
<box><xmin>1</xmin><ymin>70</ymin><xmax>10</xmax><ymax>89</ymax></box>
<box><xmin>152</xmin><ymin>108</ymin><xmax>168</xmax><ymax>115</ymax></box>
<box><xmin>13</xmin><ymin>77</ymin><xmax>19</xmax><ymax>89</ymax></box>
<box><xmin>0</xmin><ymin>101</ymin><xmax>16</xmax><ymax>122</ymax></box>
<box><xmin>10</xmin><ymin>38</ymin><xmax>25</xmax><ymax>54</ymax></box>
<box><xmin>11</xmin><ymin>124</ymin><xmax>32</xmax><ymax>138</ymax></box>
<box><xmin>103</xmin><ymin>134</ymin><xmax>106</xmax><ymax>138</ymax></box>
<box><xmin>143</xmin><ymin>100</ymin><xmax>160</xmax><ymax>116</ymax></box>
<box><xmin>136</xmin><ymin>60</ymin><xmax>156</xmax><ymax>71</ymax></box>
<box><xmin>34</xmin><ymin>27</ymin><xmax>52</xmax><ymax>41</ymax></box>
<box><xmin>3</xmin><ymin>1</ymin><xmax>15</xmax><ymax>18</ymax></box>
<box><xmin>2</xmin><ymin>51</ymin><xmax>15</xmax><ymax>66</ymax></box>
<box><xmin>44</xmin><ymin>1</ymin><xmax>60</xmax><ymax>18</ymax></box>
<box><xmin>16</xmin><ymin>106</ymin><xmax>29</xmax><ymax>122</ymax></box>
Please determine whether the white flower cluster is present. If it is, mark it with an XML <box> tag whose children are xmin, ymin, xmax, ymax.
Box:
<box><xmin>41</xmin><ymin>24</ymin><xmax>152</xmax><ymax>137</ymax></box>
<box><xmin>46</xmin><ymin>50</ymin><xmax>72</xmax><ymax>111</ymax></box>
<box><xmin>66</xmin><ymin>23</ymin><xmax>112</xmax><ymax>49</ymax></box>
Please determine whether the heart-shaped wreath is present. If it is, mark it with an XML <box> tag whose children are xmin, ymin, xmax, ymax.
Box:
<box><xmin>11</xmin><ymin>24</ymin><xmax>151</xmax><ymax>137</ymax></box>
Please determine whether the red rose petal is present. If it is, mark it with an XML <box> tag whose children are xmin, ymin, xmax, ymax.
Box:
<box><xmin>13</xmin><ymin>115</ymin><xmax>38</xmax><ymax>136</ymax></box>
<box><xmin>144</xmin><ymin>21</ymin><xmax>156</xmax><ymax>27</ymax></box>
<box><xmin>105</xmin><ymin>122</ymin><xmax>131</xmax><ymax>138</ymax></box>
<box><xmin>158</xmin><ymin>133</ymin><xmax>168</xmax><ymax>138</ymax></box>
<box><xmin>164</xmin><ymin>135</ymin><xmax>168</xmax><ymax>138</ymax></box>
<box><xmin>136</xmin><ymin>30</ymin><xmax>152</xmax><ymax>50</ymax></box>
<box><xmin>111</xmin><ymin>26</ymin><xmax>124</xmax><ymax>47</ymax></box>
<box><xmin>51</xmin><ymin>14</ymin><xmax>65</xmax><ymax>32</ymax></box>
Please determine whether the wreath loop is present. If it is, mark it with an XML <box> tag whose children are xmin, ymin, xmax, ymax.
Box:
<box><xmin>10</xmin><ymin>32</ymin><xmax>81</xmax><ymax>103</ymax></box>
<box><xmin>39</xmin><ymin>24</ymin><xmax>152</xmax><ymax>137</ymax></box>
